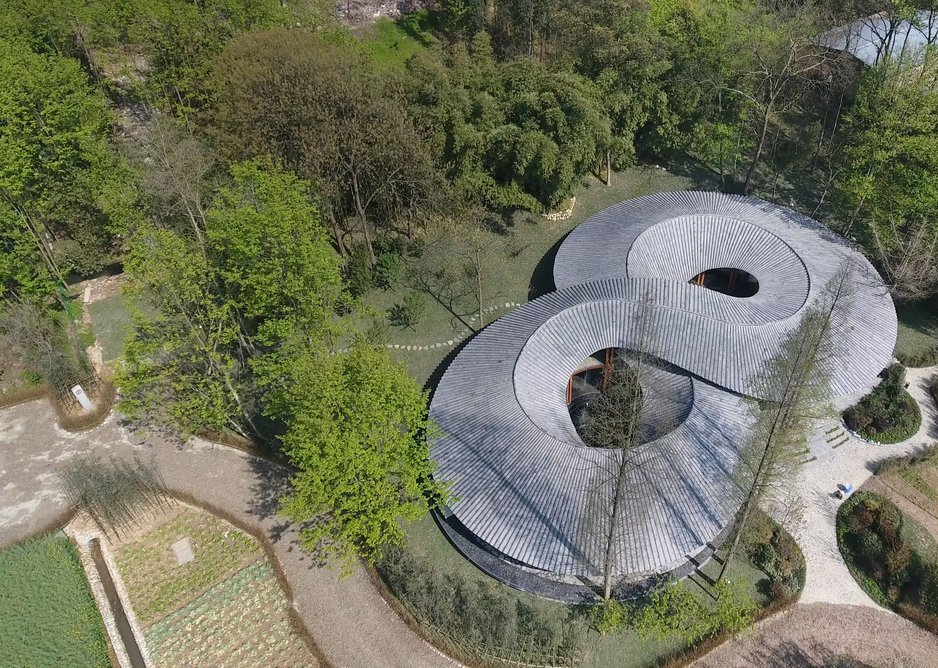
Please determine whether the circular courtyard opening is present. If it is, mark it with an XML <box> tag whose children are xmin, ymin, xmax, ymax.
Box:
<box><xmin>689</xmin><ymin>267</ymin><xmax>759</xmax><ymax>297</ymax></box>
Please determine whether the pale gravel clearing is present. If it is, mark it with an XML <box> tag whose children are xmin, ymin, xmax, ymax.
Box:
<box><xmin>775</xmin><ymin>365</ymin><xmax>938</xmax><ymax>608</ymax></box>
<box><xmin>693</xmin><ymin>603</ymin><xmax>938</xmax><ymax>667</ymax></box>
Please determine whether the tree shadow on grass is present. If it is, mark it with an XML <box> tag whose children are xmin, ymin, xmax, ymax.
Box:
<box><xmin>527</xmin><ymin>231</ymin><xmax>570</xmax><ymax>301</ymax></box>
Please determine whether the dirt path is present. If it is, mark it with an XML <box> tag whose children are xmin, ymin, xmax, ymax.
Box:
<box><xmin>0</xmin><ymin>400</ymin><xmax>454</xmax><ymax>668</ymax></box>
<box><xmin>693</xmin><ymin>603</ymin><xmax>938</xmax><ymax>667</ymax></box>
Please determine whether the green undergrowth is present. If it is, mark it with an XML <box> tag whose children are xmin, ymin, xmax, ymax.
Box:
<box><xmin>87</xmin><ymin>293</ymin><xmax>132</xmax><ymax>362</ymax></box>
<box><xmin>843</xmin><ymin>364</ymin><xmax>921</xmax><ymax>443</ymax></box>
<box><xmin>895</xmin><ymin>299</ymin><xmax>938</xmax><ymax>368</ymax></box>
<box><xmin>837</xmin><ymin>491</ymin><xmax>938</xmax><ymax>631</ymax></box>
<box><xmin>0</xmin><ymin>532</ymin><xmax>109</xmax><ymax>668</ymax></box>
<box><xmin>378</xmin><ymin>510</ymin><xmax>789</xmax><ymax>668</ymax></box>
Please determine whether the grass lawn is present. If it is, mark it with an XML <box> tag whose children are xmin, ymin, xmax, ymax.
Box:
<box><xmin>112</xmin><ymin>506</ymin><xmax>316</xmax><ymax>667</ymax></box>
<box><xmin>895</xmin><ymin>298</ymin><xmax>938</xmax><ymax>367</ymax></box>
<box><xmin>358</xmin><ymin>16</ymin><xmax>434</xmax><ymax>70</ymax></box>
<box><xmin>369</xmin><ymin>167</ymin><xmax>699</xmax><ymax>386</ymax></box>
<box><xmin>88</xmin><ymin>293</ymin><xmax>132</xmax><ymax>362</ymax></box>
<box><xmin>0</xmin><ymin>532</ymin><xmax>110</xmax><ymax>668</ymax></box>
<box><xmin>400</xmin><ymin>513</ymin><xmax>769</xmax><ymax>668</ymax></box>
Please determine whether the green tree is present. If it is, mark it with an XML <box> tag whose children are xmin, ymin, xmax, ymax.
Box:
<box><xmin>279</xmin><ymin>339</ymin><xmax>448</xmax><ymax>571</ymax></box>
<box><xmin>406</xmin><ymin>33</ymin><xmax>611</xmax><ymax>210</ymax></box>
<box><xmin>837</xmin><ymin>58</ymin><xmax>938</xmax><ymax>300</ymax></box>
<box><xmin>0</xmin><ymin>37</ymin><xmax>134</xmax><ymax>297</ymax></box>
<box><xmin>209</xmin><ymin>28</ymin><xmax>444</xmax><ymax>266</ymax></box>
<box><xmin>118</xmin><ymin>161</ymin><xmax>343</xmax><ymax>438</ymax></box>
<box><xmin>719</xmin><ymin>265</ymin><xmax>853</xmax><ymax>580</ymax></box>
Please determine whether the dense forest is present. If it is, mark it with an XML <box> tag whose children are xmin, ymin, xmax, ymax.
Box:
<box><xmin>0</xmin><ymin>0</ymin><xmax>937</xmax><ymax>564</ymax></box>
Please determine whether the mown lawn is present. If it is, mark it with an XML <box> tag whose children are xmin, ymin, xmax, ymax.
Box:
<box><xmin>0</xmin><ymin>532</ymin><xmax>110</xmax><ymax>668</ymax></box>
<box><xmin>87</xmin><ymin>293</ymin><xmax>132</xmax><ymax>362</ymax></box>
<box><xmin>895</xmin><ymin>298</ymin><xmax>938</xmax><ymax>368</ymax></box>
<box><xmin>369</xmin><ymin>167</ymin><xmax>698</xmax><ymax>386</ymax></box>
<box><xmin>358</xmin><ymin>15</ymin><xmax>434</xmax><ymax>70</ymax></box>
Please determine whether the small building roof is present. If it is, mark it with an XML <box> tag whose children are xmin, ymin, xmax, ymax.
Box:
<box><xmin>816</xmin><ymin>10</ymin><xmax>938</xmax><ymax>66</ymax></box>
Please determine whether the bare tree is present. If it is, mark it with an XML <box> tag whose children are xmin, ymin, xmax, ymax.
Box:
<box><xmin>576</xmin><ymin>295</ymin><xmax>676</xmax><ymax>600</ymax></box>
<box><xmin>0</xmin><ymin>301</ymin><xmax>93</xmax><ymax>398</ymax></box>
<box><xmin>138</xmin><ymin>115</ymin><xmax>217</xmax><ymax>253</ymax></box>
<box><xmin>730</xmin><ymin>9</ymin><xmax>831</xmax><ymax>194</ymax></box>
<box><xmin>718</xmin><ymin>263</ymin><xmax>854</xmax><ymax>580</ymax></box>
<box><xmin>870</xmin><ymin>217</ymin><xmax>938</xmax><ymax>302</ymax></box>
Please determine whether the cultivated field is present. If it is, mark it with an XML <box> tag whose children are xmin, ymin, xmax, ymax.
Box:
<box><xmin>0</xmin><ymin>532</ymin><xmax>110</xmax><ymax>668</ymax></box>
<box><xmin>112</xmin><ymin>505</ymin><xmax>317</xmax><ymax>667</ymax></box>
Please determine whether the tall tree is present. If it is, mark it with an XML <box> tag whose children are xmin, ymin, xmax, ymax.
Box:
<box><xmin>278</xmin><ymin>339</ymin><xmax>448</xmax><ymax>571</ymax></box>
<box><xmin>406</xmin><ymin>32</ymin><xmax>611</xmax><ymax>211</ymax></box>
<box><xmin>577</xmin><ymin>295</ymin><xmax>671</xmax><ymax>600</ymax></box>
<box><xmin>837</xmin><ymin>56</ymin><xmax>938</xmax><ymax>301</ymax></box>
<box><xmin>136</xmin><ymin>115</ymin><xmax>218</xmax><ymax>253</ymax></box>
<box><xmin>118</xmin><ymin>160</ymin><xmax>343</xmax><ymax>438</ymax></box>
<box><xmin>718</xmin><ymin>265</ymin><xmax>853</xmax><ymax>580</ymax></box>
<box><xmin>208</xmin><ymin>28</ymin><xmax>444</xmax><ymax>266</ymax></box>
<box><xmin>0</xmin><ymin>37</ymin><xmax>135</xmax><ymax>296</ymax></box>
<box><xmin>727</xmin><ymin>7</ymin><xmax>830</xmax><ymax>194</ymax></box>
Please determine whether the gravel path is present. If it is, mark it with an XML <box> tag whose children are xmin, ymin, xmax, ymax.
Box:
<box><xmin>775</xmin><ymin>365</ymin><xmax>938</xmax><ymax>607</ymax></box>
<box><xmin>693</xmin><ymin>603</ymin><xmax>938</xmax><ymax>667</ymax></box>
<box><xmin>0</xmin><ymin>400</ymin><xmax>454</xmax><ymax>668</ymax></box>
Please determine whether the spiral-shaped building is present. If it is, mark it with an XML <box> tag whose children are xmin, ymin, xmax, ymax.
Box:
<box><xmin>428</xmin><ymin>192</ymin><xmax>897</xmax><ymax>598</ymax></box>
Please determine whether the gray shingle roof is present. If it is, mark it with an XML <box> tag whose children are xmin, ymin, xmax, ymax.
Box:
<box><xmin>429</xmin><ymin>192</ymin><xmax>897</xmax><ymax>582</ymax></box>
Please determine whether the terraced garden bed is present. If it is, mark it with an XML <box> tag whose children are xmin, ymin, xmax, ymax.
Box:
<box><xmin>112</xmin><ymin>506</ymin><xmax>317</xmax><ymax>667</ymax></box>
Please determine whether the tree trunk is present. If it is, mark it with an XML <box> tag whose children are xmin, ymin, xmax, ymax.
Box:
<box><xmin>484</xmin><ymin>0</ymin><xmax>496</xmax><ymax>27</ymax></box>
<box><xmin>743</xmin><ymin>105</ymin><xmax>772</xmax><ymax>195</ymax></box>
<box><xmin>351</xmin><ymin>173</ymin><xmax>376</xmax><ymax>266</ymax></box>
<box><xmin>475</xmin><ymin>248</ymin><xmax>484</xmax><ymax>330</ymax></box>
<box><xmin>605</xmin><ymin>150</ymin><xmax>612</xmax><ymax>187</ymax></box>
<box><xmin>329</xmin><ymin>211</ymin><xmax>348</xmax><ymax>258</ymax></box>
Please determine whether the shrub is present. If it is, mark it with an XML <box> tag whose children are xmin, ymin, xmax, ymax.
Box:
<box><xmin>931</xmin><ymin>374</ymin><xmax>938</xmax><ymax>407</ymax></box>
<box><xmin>631</xmin><ymin>581</ymin><xmax>711</xmax><ymax>644</ymax></box>
<box><xmin>743</xmin><ymin>510</ymin><xmax>806</xmax><ymax>598</ymax></box>
<box><xmin>388</xmin><ymin>292</ymin><xmax>427</xmax><ymax>330</ymax></box>
<box><xmin>897</xmin><ymin>345</ymin><xmax>938</xmax><ymax>369</ymax></box>
<box><xmin>378</xmin><ymin>545</ymin><xmax>579</xmax><ymax>663</ymax></box>
<box><xmin>344</xmin><ymin>247</ymin><xmax>373</xmax><ymax>297</ymax></box>
<box><xmin>374</xmin><ymin>252</ymin><xmax>402</xmax><ymax>289</ymax></box>
<box><xmin>590</xmin><ymin>598</ymin><xmax>627</xmax><ymax>636</ymax></box>
<box><xmin>843</xmin><ymin>364</ymin><xmax>921</xmax><ymax>443</ymax></box>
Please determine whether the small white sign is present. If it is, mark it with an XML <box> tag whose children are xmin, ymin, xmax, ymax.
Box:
<box><xmin>70</xmin><ymin>384</ymin><xmax>93</xmax><ymax>410</ymax></box>
<box><xmin>172</xmin><ymin>537</ymin><xmax>195</xmax><ymax>565</ymax></box>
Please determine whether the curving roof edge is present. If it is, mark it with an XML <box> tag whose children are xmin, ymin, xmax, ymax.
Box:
<box><xmin>429</xmin><ymin>192</ymin><xmax>897</xmax><ymax>582</ymax></box>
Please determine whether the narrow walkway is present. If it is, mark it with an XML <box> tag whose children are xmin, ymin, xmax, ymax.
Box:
<box><xmin>0</xmin><ymin>400</ymin><xmax>454</xmax><ymax>668</ymax></box>
<box><xmin>772</xmin><ymin>364</ymin><xmax>938</xmax><ymax>607</ymax></box>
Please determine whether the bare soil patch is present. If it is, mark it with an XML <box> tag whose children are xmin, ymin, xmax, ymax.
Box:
<box><xmin>693</xmin><ymin>603</ymin><xmax>938</xmax><ymax>667</ymax></box>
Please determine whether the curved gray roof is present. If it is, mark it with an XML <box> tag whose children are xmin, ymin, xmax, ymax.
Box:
<box><xmin>429</xmin><ymin>192</ymin><xmax>897</xmax><ymax>582</ymax></box>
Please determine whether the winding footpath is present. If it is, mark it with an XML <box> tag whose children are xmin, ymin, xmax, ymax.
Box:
<box><xmin>782</xmin><ymin>365</ymin><xmax>938</xmax><ymax>607</ymax></box>
<box><xmin>0</xmin><ymin>400</ymin><xmax>454</xmax><ymax>668</ymax></box>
